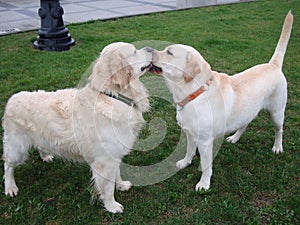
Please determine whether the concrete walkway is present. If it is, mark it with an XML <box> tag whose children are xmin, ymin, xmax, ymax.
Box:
<box><xmin>0</xmin><ymin>0</ymin><xmax>176</xmax><ymax>36</ymax></box>
<box><xmin>0</xmin><ymin>0</ymin><xmax>252</xmax><ymax>36</ymax></box>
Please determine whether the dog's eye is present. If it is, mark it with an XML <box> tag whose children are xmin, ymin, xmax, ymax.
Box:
<box><xmin>167</xmin><ymin>50</ymin><xmax>174</xmax><ymax>56</ymax></box>
<box><xmin>134</xmin><ymin>50</ymin><xmax>137</xmax><ymax>54</ymax></box>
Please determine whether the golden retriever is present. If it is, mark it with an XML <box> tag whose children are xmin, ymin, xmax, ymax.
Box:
<box><xmin>2</xmin><ymin>42</ymin><xmax>153</xmax><ymax>213</ymax></box>
<box><xmin>149</xmin><ymin>12</ymin><xmax>293</xmax><ymax>191</ymax></box>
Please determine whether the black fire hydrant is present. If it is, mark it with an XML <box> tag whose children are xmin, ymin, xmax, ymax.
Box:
<box><xmin>33</xmin><ymin>0</ymin><xmax>75</xmax><ymax>51</ymax></box>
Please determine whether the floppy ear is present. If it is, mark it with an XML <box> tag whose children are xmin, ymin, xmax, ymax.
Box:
<box><xmin>88</xmin><ymin>58</ymin><xmax>104</xmax><ymax>91</ymax></box>
<box><xmin>183</xmin><ymin>52</ymin><xmax>201</xmax><ymax>83</ymax></box>
<box><xmin>111</xmin><ymin>54</ymin><xmax>133</xmax><ymax>90</ymax></box>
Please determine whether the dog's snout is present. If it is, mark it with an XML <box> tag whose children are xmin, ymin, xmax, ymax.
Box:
<box><xmin>144</xmin><ymin>46</ymin><xmax>154</xmax><ymax>53</ymax></box>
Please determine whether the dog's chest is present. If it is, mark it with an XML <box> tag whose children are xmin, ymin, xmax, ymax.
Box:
<box><xmin>177</xmin><ymin>103</ymin><xmax>213</xmax><ymax>134</ymax></box>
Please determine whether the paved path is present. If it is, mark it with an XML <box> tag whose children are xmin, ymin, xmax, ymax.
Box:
<box><xmin>0</xmin><ymin>0</ymin><xmax>176</xmax><ymax>36</ymax></box>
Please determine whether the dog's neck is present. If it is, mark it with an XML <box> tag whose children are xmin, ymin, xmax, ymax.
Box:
<box><xmin>165</xmin><ymin>73</ymin><xmax>213</xmax><ymax>105</ymax></box>
<box><xmin>88</xmin><ymin>79</ymin><xmax>150</xmax><ymax>113</ymax></box>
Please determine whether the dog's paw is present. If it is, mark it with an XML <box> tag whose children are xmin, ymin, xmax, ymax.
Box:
<box><xmin>195</xmin><ymin>180</ymin><xmax>210</xmax><ymax>192</ymax></box>
<box><xmin>104</xmin><ymin>201</ymin><xmax>124</xmax><ymax>213</ymax></box>
<box><xmin>226</xmin><ymin>135</ymin><xmax>239</xmax><ymax>144</ymax></box>
<box><xmin>5</xmin><ymin>184</ymin><xmax>19</xmax><ymax>197</ymax></box>
<box><xmin>272</xmin><ymin>146</ymin><xmax>283</xmax><ymax>154</ymax></box>
<box><xmin>176</xmin><ymin>159</ymin><xmax>191</xmax><ymax>169</ymax></box>
<box><xmin>39</xmin><ymin>151</ymin><xmax>54</xmax><ymax>162</ymax></box>
<box><xmin>42</xmin><ymin>155</ymin><xmax>54</xmax><ymax>162</ymax></box>
<box><xmin>116</xmin><ymin>181</ymin><xmax>132</xmax><ymax>192</ymax></box>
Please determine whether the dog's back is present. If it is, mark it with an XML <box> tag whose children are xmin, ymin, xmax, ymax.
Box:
<box><xmin>226</xmin><ymin>11</ymin><xmax>293</xmax><ymax>132</ymax></box>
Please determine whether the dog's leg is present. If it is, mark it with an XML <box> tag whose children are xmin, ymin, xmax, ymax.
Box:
<box><xmin>176</xmin><ymin>132</ymin><xmax>197</xmax><ymax>169</ymax></box>
<box><xmin>4</xmin><ymin>162</ymin><xmax>19</xmax><ymax>197</ymax></box>
<box><xmin>91</xmin><ymin>161</ymin><xmax>124</xmax><ymax>213</ymax></box>
<box><xmin>270</xmin><ymin>110</ymin><xmax>285</xmax><ymax>154</ymax></box>
<box><xmin>226</xmin><ymin>125</ymin><xmax>247</xmax><ymax>143</ymax></box>
<box><xmin>115</xmin><ymin>165</ymin><xmax>132</xmax><ymax>192</ymax></box>
<box><xmin>195</xmin><ymin>138</ymin><xmax>214</xmax><ymax>191</ymax></box>
<box><xmin>3</xmin><ymin>130</ymin><xmax>31</xmax><ymax>197</ymax></box>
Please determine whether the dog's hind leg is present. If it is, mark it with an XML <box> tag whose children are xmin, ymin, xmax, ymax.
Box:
<box><xmin>115</xmin><ymin>166</ymin><xmax>132</xmax><ymax>192</ymax></box>
<box><xmin>226</xmin><ymin>125</ymin><xmax>247</xmax><ymax>143</ymax></box>
<box><xmin>269</xmin><ymin>109</ymin><xmax>285</xmax><ymax>154</ymax></box>
<box><xmin>2</xmin><ymin>129</ymin><xmax>31</xmax><ymax>197</ymax></box>
<box><xmin>176</xmin><ymin>132</ymin><xmax>197</xmax><ymax>169</ymax></box>
<box><xmin>268</xmin><ymin>85</ymin><xmax>287</xmax><ymax>154</ymax></box>
<box><xmin>91</xmin><ymin>160</ymin><xmax>124</xmax><ymax>213</ymax></box>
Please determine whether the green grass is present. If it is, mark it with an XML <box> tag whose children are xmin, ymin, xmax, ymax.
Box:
<box><xmin>0</xmin><ymin>0</ymin><xmax>299</xmax><ymax>224</ymax></box>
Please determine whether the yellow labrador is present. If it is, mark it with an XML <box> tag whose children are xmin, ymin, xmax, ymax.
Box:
<box><xmin>150</xmin><ymin>12</ymin><xmax>293</xmax><ymax>191</ymax></box>
<box><xmin>2</xmin><ymin>42</ymin><xmax>153</xmax><ymax>213</ymax></box>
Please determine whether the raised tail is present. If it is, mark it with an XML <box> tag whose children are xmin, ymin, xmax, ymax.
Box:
<box><xmin>269</xmin><ymin>11</ymin><xmax>293</xmax><ymax>68</ymax></box>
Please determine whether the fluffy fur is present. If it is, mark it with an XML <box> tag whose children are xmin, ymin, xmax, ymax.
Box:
<box><xmin>2</xmin><ymin>42</ymin><xmax>152</xmax><ymax>213</ymax></box>
<box><xmin>150</xmin><ymin>12</ymin><xmax>293</xmax><ymax>191</ymax></box>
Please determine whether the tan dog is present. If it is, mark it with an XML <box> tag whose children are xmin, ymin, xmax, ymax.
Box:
<box><xmin>150</xmin><ymin>12</ymin><xmax>293</xmax><ymax>191</ymax></box>
<box><xmin>2</xmin><ymin>42</ymin><xmax>153</xmax><ymax>213</ymax></box>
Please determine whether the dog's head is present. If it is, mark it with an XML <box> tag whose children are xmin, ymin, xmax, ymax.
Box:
<box><xmin>89</xmin><ymin>42</ymin><xmax>153</xmax><ymax>92</ymax></box>
<box><xmin>150</xmin><ymin>44</ymin><xmax>211</xmax><ymax>84</ymax></box>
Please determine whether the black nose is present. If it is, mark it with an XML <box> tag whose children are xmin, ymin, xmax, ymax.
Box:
<box><xmin>144</xmin><ymin>46</ymin><xmax>154</xmax><ymax>53</ymax></box>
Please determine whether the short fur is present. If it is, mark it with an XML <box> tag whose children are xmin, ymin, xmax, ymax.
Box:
<box><xmin>2</xmin><ymin>42</ymin><xmax>152</xmax><ymax>213</ymax></box>
<box><xmin>151</xmin><ymin>12</ymin><xmax>293</xmax><ymax>191</ymax></box>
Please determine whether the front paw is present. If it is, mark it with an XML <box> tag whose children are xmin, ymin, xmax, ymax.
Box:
<box><xmin>5</xmin><ymin>184</ymin><xmax>19</xmax><ymax>197</ymax></box>
<box><xmin>176</xmin><ymin>159</ymin><xmax>191</xmax><ymax>169</ymax></box>
<box><xmin>104</xmin><ymin>201</ymin><xmax>124</xmax><ymax>213</ymax></box>
<box><xmin>226</xmin><ymin>135</ymin><xmax>239</xmax><ymax>144</ymax></box>
<box><xmin>116</xmin><ymin>181</ymin><xmax>132</xmax><ymax>192</ymax></box>
<box><xmin>272</xmin><ymin>145</ymin><xmax>283</xmax><ymax>154</ymax></box>
<box><xmin>195</xmin><ymin>180</ymin><xmax>210</xmax><ymax>192</ymax></box>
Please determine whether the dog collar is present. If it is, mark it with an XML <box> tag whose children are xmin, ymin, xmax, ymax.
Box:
<box><xmin>101</xmin><ymin>92</ymin><xmax>135</xmax><ymax>107</ymax></box>
<box><xmin>88</xmin><ymin>82</ymin><xmax>135</xmax><ymax>107</ymax></box>
<box><xmin>177</xmin><ymin>78</ymin><xmax>213</xmax><ymax>109</ymax></box>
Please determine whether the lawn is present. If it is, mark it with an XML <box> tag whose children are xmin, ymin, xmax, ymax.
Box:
<box><xmin>0</xmin><ymin>0</ymin><xmax>299</xmax><ymax>224</ymax></box>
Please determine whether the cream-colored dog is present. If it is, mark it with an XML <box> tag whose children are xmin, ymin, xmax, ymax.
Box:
<box><xmin>2</xmin><ymin>42</ymin><xmax>153</xmax><ymax>213</ymax></box>
<box><xmin>150</xmin><ymin>12</ymin><xmax>293</xmax><ymax>191</ymax></box>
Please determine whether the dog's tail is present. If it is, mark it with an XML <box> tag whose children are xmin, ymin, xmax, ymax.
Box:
<box><xmin>269</xmin><ymin>11</ymin><xmax>293</xmax><ymax>68</ymax></box>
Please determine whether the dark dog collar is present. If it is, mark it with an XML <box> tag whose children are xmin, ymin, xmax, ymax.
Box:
<box><xmin>101</xmin><ymin>92</ymin><xmax>135</xmax><ymax>107</ymax></box>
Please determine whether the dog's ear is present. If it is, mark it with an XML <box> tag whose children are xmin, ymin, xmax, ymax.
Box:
<box><xmin>111</xmin><ymin>54</ymin><xmax>133</xmax><ymax>90</ymax></box>
<box><xmin>88</xmin><ymin>58</ymin><xmax>104</xmax><ymax>91</ymax></box>
<box><xmin>183</xmin><ymin>52</ymin><xmax>201</xmax><ymax>83</ymax></box>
